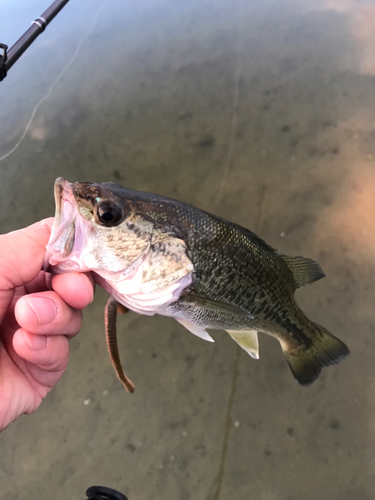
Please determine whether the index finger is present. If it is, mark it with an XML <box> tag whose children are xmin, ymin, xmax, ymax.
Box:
<box><xmin>52</xmin><ymin>272</ymin><xmax>95</xmax><ymax>310</ymax></box>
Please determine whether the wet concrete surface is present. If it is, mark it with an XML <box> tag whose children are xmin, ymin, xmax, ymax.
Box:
<box><xmin>1</xmin><ymin>0</ymin><xmax>375</xmax><ymax>499</ymax></box>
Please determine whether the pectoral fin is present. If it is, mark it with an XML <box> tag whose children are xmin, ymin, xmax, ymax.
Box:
<box><xmin>226</xmin><ymin>329</ymin><xmax>259</xmax><ymax>359</ymax></box>
<box><xmin>176</xmin><ymin>318</ymin><xmax>215</xmax><ymax>342</ymax></box>
<box><xmin>181</xmin><ymin>293</ymin><xmax>254</xmax><ymax>320</ymax></box>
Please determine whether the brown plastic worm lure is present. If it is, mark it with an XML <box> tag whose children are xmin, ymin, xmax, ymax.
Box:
<box><xmin>104</xmin><ymin>297</ymin><xmax>135</xmax><ymax>393</ymax></box>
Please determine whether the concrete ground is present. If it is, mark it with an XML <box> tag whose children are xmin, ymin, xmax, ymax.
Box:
<box><xmin>1</xmin><ymin>0</ymin><xmax>375</xmax><ymax>499</ymax></box>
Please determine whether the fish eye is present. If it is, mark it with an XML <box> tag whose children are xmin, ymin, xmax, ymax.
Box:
<box><xmin>96</xmin><ymin>201</ymin><xmax>123</xmax><ymax>226</ymax></box>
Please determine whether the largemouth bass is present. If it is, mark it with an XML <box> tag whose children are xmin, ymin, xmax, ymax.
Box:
<box><xmin>44</xmin><ymin>177</ymin><xmax>349</xmax><ymax>391</ymax></box>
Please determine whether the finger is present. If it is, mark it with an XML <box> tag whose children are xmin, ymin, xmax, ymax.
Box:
<box><xmin>0</xmin><ymin>218</ymin><xmax>54</xmax><ymax>323</ymax></box>
<box><xmin>13</xmin><ymin>329</ymin><xmax>69</xmax><ymax>371</ymax></box>
<box><xmin>12</xmin><ymin>329</ymin><xmax>69</xmax><ymax>391</ymax></box>
<box><xmin>52</xmin><ymin>272</ymin><xmax>95</xmax><ymax>310</ymax></box>
<box><xmin>15</xmin><ymin>292</ymin><xmax>83</xmax><ymax>337</ymax></box>
<box><xmin>8</xmin><ymin>271</ymin><xmax>50</xmax><ymax>320</ymax></box>
<box><xmin>23</xmin><ymin>271</ymin><xmax>50</xmax><ymax>295</ymax></box>
<box><xmin>0</xmin><ymin>218</ymin><xmax>53</xmax><ymax>289</ymax></box>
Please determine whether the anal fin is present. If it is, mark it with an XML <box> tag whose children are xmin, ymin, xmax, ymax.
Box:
<box><xmin>227</xmin><ymin>329</ymin><xmax>259</xmax><ymax>359</ymax></box>
<box><xmin>176</xmin><ymin>318</ymin><xmax>215</xmax><ymax>342</ymax></box>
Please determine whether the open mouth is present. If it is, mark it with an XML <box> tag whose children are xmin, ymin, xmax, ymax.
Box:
<box><xmin>51</xmin><ymin>178</ymin><xmax>76</xmax><ymax>255</ymax></box>
<box><xmin>43</xmin><ymin>178</ymin><xmax>79</xmax><ymax>271</ymax></box>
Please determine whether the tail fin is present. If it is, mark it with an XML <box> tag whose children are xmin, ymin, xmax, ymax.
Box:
<box><xmin>283</xmin><ymin>323</ymin><xmax>349</xmax><ymax>386</ymax></box>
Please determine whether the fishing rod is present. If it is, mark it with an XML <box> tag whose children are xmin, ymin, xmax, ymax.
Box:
<box><xmin>0</xmin><ymin>0</ymin><xmax>71</xmax><ymax>82</ymax></box>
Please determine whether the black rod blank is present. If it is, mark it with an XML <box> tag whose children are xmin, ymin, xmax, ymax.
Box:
<box><xmin>0</xmin><ymin>0</ymin><xmax>70</xmax><ymax>79</ymax></box>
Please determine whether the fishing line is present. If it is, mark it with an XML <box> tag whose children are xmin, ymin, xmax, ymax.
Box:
<box><xmin>0</xmin><ymin>0</ymin><xmax>108</xmax><ymax>164</ymax></box>
<box><xmin>213</xmin><ymin>0</ymin><xmax>244</xmax><ymax>210</ymax></box>
<box><xmin>212</xmin><ymin>2</ymin><xmax>246</xmax><ymax>498</ymax></box>
<box><xmin>213</xmin><ymin>185</ymin><xmax>267</xmax><ymax>500</ymax></box>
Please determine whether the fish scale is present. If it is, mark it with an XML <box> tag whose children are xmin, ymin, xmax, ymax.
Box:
<box><xmin>150</xmin><ymin>205</ymin><xmax>298</xmax><ymax>329</ymax></box>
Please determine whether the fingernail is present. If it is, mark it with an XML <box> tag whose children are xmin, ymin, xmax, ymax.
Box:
<box><xmin>81</xmin><ymin>274</ymin><xmax>94</xmax><ymax>304</ymax></box>
<box><xmin>27</xmin><ymin>333</ymin><xmax>47</xmax><ymax>351</ymax></box>
<box><xmin>25</xmin><ymin>297</ymin><xmax>58</xmax><ymax>325</ymax></box>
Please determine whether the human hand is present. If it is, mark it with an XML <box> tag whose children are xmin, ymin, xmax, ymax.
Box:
<box><xmin>0</xmin><ymin>218</ymin><xmax>94</xmax><ymax>431</ymax></box>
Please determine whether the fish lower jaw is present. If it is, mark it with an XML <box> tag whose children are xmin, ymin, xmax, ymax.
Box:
<box><xmin>43</xmin><ymin>256</ymin><xmax>86</xmax><ymax>273</ymax></box>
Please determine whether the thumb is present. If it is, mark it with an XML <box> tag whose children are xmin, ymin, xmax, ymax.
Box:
<box><xmin>0</xmin><ymin>218</ymin><xmax>54</xmax><ymax>321</ymax></box>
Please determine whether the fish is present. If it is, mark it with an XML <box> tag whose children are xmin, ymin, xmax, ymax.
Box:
<box><xmin>44</xmin><ymin>177</ymin><xmax>349</xmax><ymax>392</ymax></box>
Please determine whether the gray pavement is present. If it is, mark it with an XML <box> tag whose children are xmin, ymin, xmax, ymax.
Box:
<box><xmin>0</xmin><ymin>1</ymin><xmax>375</xmax><ymax>499</ymax></box>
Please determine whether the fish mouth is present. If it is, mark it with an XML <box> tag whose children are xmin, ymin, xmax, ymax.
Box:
<box><xmin>53</xmin><ymin>177</ymin><xmax>67</xmax><ymax>226</ymax></box>
<box><xmin>43</xmin><ymin>177</ymin><xmax>80</xmax><ymax>271</ymax></box>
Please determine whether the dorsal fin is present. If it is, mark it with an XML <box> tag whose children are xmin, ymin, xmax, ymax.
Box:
<box><xmin>280</xmin><ymin>255</ymin><xmax>325</xmax><ymax>289</ymax></box>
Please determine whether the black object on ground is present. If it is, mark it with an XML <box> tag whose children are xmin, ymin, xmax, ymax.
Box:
<box><xmin>86</xmin><ymin>485</ymin><xmax>129</xmax><ymax>500</ymax></box>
